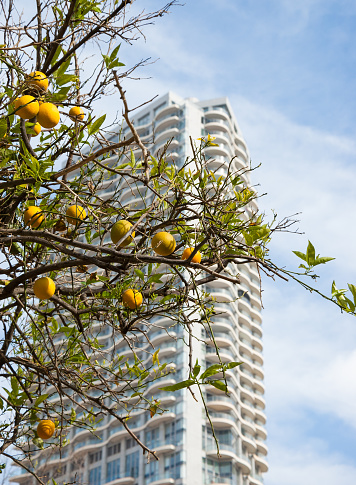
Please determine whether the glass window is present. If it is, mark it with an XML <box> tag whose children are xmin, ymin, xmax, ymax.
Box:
<box><xmin>89</xmin><ymin>450</ymin><xmax>102</xmax><ymax>464</ymax></box>
<box><xmin>144</xmin><ymin>459</ymin><xmax>159</xmax><ymax>483</ymax></box>
<box><xmin>145</xmin><ymin>428</ymin><xmax>160</xmax><ymax>448</ymax></box>
<box><xmin>164</xmin><ymin>452</ymin><xmax>183</xmax><ymax>479</ymax></box>
<box><xmin>125</xmin><ymin>451</ymin><xmax>139</xmax><ymax>478</ymax></box>
<box><xmin>107</xmin><ymin>442</ymin><xmax>121</xmax><ymax>457</ymax></box>
<box><xmin>154</xmin><ymin>102</ymin><xmax>167</xmax><ymax>116</ymax></box>
<box><xmin>106</xmin><ymin>458</ymin><xmax>120</xmax><ymax>482</ymax></box>
<box><xmin>89</xmin><ymin>466</ymin><xmax>101</xmax><ymax>485</ymax></box>
<box><xmin>137</xmin><ymin>113</ymin><xmax>150</xmax><ymax>126</ymax></box>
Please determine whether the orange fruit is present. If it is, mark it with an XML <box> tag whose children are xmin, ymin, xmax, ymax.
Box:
<box><xmin>32</xmin><ymin>122</ymin><xmax>42</xmax><ymax>136</ymax></box>
<box><xmin>28</xmin><ymin>71</ymin><xmax>49</xmax><ymax>92</ymax></box>
<box><xmin>66</xmin><ymin>205</ymin><xmax>86</xmax><ymax>225</ymax></box>
<box><xmin>37</xmin><ymin>103</ymin><xmax>60</xmax><ymax>129</ymax></box>
<box><xmin>111</xmin><ymin>220</ymin><xmax>134</xmax><ymax>247</ymax></box>
<box><xmin>33</xmin><ymin>277</ymin><xmax>56</xmax><ymax>300</ymax></box>
<box><xmin>182</xmin><ymin>247</ymin><xmax>202</xmax><ymax>264</ymax></box>
<box><xmin>37</xmin><ymin>419</ymin><xmax>55</xmax><ymax>439</ymax></box>
<box><xmin>151</xmin><ymin>232</ymin><xmax>176</xmax><ymax>256</ymax></box>
<box><xmin>122</xmin><ymin>289</ymin><xmax>143</xmax><ymax>310</ymax></box>
<box><xmin>69</xmin><ymin>106</ymin><xmax>85</xmax><ymax>121</ymax></box>
<box><xmin>24</xmin><ymin>206</ymin><xmax>44</xmax><ymax>229</ymax></box>
<box><xmin>14</xmin><ymin>95</ymin><xmax>39</xmax><ymax>120</ymax></box>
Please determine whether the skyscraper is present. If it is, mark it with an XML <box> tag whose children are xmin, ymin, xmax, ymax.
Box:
<box><xmin>11</xmin><ymin>93</ymin><xmax>267</xmax><ymax>485</ymax></box>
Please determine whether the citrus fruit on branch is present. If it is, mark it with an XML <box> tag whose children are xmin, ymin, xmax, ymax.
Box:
<box><xmin>111</xmin><ymin>220</ymin><xmax>134</xmax><ymax>247</ymax></box>
<box><xmin>66</xmin><ymin>205</ymin><xmax>86</xmax><ymax>225</ymax></box>
<box><xmin>33</xmin><ymin>277</ymin><xmax>56</xmax><ymax>300</ymax></box>
<box><xmin>182</xmin><ymin>247</ymin><xmax>202</xmax><ymax>264</ymax></box>
<box><xmin>27</xmin><ymin>71</ymin><xmax>49</xmax><ymax>92</ymax></box>
<box><xmin>24</xmin><ymin>206</ymin><xmax>44</xmax><ymax>229</ymax></box>
<box><xmin>37</xmin><ymin>419</ymin><xmax>55</xmax><ymax>440</ymax></box>
<box><xmin>151</xmin><ymin>232</ymin><xmax>176</xmax><ymax>256</ymax></box>
<box><xmin>14</xmin><ymin>95</ymin><xmax>39</xmax><ymax>120</ymax></box>
<box><xmin>122</xmin><ymin>289</ymin><xmax>143</xmax><ymax>310</ymax></box>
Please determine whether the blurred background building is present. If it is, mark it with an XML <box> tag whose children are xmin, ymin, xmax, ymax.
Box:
<box><xmin>11</xmin><ymin>93</ymin><xmax>267</xmax><ymax>485</ymax></box>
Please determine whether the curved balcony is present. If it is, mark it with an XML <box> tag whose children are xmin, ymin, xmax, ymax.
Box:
<box><xmin>155</xmin><ymin>105</ymin><xmax>179</xmax><ymax>121</ymax></box>
<box><xmin>204</xmin><ymin>144</ymin><xmax>232</xmax><ymax>159</ymax></box>
<box><xmin>204</xmin><ymin>118</ymin><xmax>230</xmax><ymax>131</ymax></box>
<box><xmin>254</xmin><ymin>453</ymin><xmax>269</xmax><ymax>473</ymax></box>
<box><xmin>254</xmin><ymin>408</ymin><xmax>267</xmax><ymax>425</ymax></box>
<box><xmin>154</xmin><ymin>443</ymin><xmax>176</xmax><ymax>454</ymax></box>
<box><xmin>254</xmin><ymin>393</ymin><xmax>266</xmax><ymax>409</ymax></box>
<box><xmin>206</xmin><ymin>393</ymin><xmax>237</xmax><ymax>412</ymax></box>
<box><xmin>255</xmin><ymin>423</ymin><xmax>267</xmax><ymax>441</ymax></box>
<box><xmin>208</xmin><ymin>411</ymin><xmax>236</xmax><ymax>429</ymax></box>
<box><xmin>205</xmin><ymin>444</ymin><xmax>251</xmax><ymax>475</ymax></box>
<box><xmin>249</xmin><ymin>477</ymin><xmax>263</xmax><ymax>485</ymax></box>
<box><xmin>154</xmin><ymin>115</ymin><xmax>180</xmax><ymax>132</ymax></box>
<box><xmin>241</xmin><ymin>433</ymin><xmax>257</xmax><ymax>453</ymax></box>
<box><xmin>107</xmin><ymin>478</ymin><xmax>135</xmax><ymax>485</ymax></box>
<box><xmin>155</xmin><ymin>126</ymin><xmax>180</xmax><ymax>144</ymax></box>
<box><xmin>148</xmin><ymin>478</ymin><xmax>175</xmax><ymax>485</ymax></box>
<box><xmin>255</xmin><ymin>439</ymin><xmax>268</xmax><ymax>456</ymax></box>
<box><xmin>203</xmin><ymin>108</ymin><xmax>231</xmax><ymax>121</ymax></box>
<box><xmin>145</xmin><ymin>412</ymin><xmax>176</xmax><ymax>427</ymax></box>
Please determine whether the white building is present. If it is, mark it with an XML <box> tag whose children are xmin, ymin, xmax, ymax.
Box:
<box><xmin>11</xmin><ymin>93</ymin><xmax>268</xmax><ymax>485</ymax></box>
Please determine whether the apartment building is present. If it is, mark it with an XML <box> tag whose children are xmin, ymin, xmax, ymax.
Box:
<box><xmin>11</xmin><ymin>92</ymin><xmax>268</xmax><ymax>485</ymax></box>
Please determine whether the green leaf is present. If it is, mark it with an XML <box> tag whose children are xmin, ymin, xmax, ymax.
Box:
<box><xmin>209</xmin><ymin>380</ymin><xmax>228</xmax><ymax>392</ymax></box>
<box><xmin>201</xmin><ymin>364</ymin><xmax>223</xmax><ymax>380</ymax></box>
<box><xmin>159</xmin><ymin>379</ymin><xmax>195</xmax><ymax>391</ymax></box>
<box><xmin>148</xmin><ymin>274</ymin><xmax>164</xmax><ymax>284</ymax></box>
<box><xmin>348</xmin><ymin>284</ymin><xmax>356</xmax><ymax>303</ymax></box>
<box><xmin>56</xmin><ymin>74</ymin><xmax>78</xmax><ymax>86</ymax></box>
<box><xmin>192</xmin><ymin>360</ymin><xmax>201</xmax><ymax>378</ymax></box>
<box><xmin>226</xmin><ymin>361</ymin><xmax>243</xmax><ymax>369</ymax></box>
<box><xmin>134</xmin><ymin>269</ymin><xmax>145</xmax><ymax>281</ymax></box>
<box><xmin>152</xmin><ymin>349</ymin><xmax>160</xmax><ymax>366</ymax></box>
<box><xmin>313</xmin><ymin>256</ymin><xmax>335</xmax><ymax>265</ymax></box>
<box><xmin>292</xmin><ymin>250</ymin><xmax>307</xmax><ymax>262</ymax></box>
<box><xmin>306</xmin><ymin>241</ymin><xmax>315</xmax><ymax>265</ymax></box>
<box><xmin>34</xmin><ymin>394</ymin><xmax>48</xmax><ymax>408</ymax></box>
<box><xmin>88</xmin><ymin>114</ymin><xmax>106</xmax><ymax>136</ymax></box>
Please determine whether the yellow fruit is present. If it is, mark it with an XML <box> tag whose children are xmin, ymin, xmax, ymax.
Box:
<box><xmin>37</xmin><ymin>103</ymin><xmax>60</xmax><ymax>129</ymax></box>
<box><xmin>28</xmin><ymin>71</ymin><xmax>49</xmax><ymax>92</ymax></box>
<box><xmin>111</xmin><ymin>220</ymin><xmax>134</xmax><ymax>247</ymax></box>
<box><xmin>151</xmin><ymin>231</ymin><xmax>176</xmax><ymax>256</ymax></box>
<box><xmin>66</xmin><ymin>205</ymin><xmax>86</xmax><ymax>225</ymax></box>
<box><xmin>182</xmin><ymin>247</ymin><xmax>202</xmax><ymax>264</ymax></box>
<box><xmin>32</xmin><ymin>122</ymin><xmax>41</xmax><ymax>136</ymax></box>
<box><xmin>33</xmin><ymin>277</ymin><xmax>56</xmax><ymax>300</ymax></box>
<box><xmin>14</xmin><ymin>95</ymin><xmax>39</xmax><ymax>120</ymax></box>
<box><xmin>37</xmin><ymin>419</ymin><xmax>55</xmax><ymax>440</ymax></box>
<box><xmin>24</xmin><ymin>206</ymin><xmax>44</xmax><ymax>229</ymax></box>
<box><xmin>69</xmin><ymin>106</ymin><xmax>85</xmax><ymax>121</ymax></box>
<box><xmin>122</xmin><ymin>289</ymin><xmax>143</xmax><ymax>310</ymax></box>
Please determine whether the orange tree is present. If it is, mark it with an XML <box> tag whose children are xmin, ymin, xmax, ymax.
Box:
<box><xmin>0</xmin><ymin>0</ymin><xmax>355</xmax><ymax>481</ymax></box>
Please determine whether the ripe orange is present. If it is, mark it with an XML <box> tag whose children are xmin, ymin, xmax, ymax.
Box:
<box><xmin>32</xmin><ymin>122</ymin><xmax>42</xmax><ymax>136</ymax></box>
<box><xmin>37</xmin><ymin>419</ymin><xmax>55</xmax><ymax>440</ymax></box>
<box><xmin>33</xmin><ymin>277</ymin><xmax>56</xmax><ymax>300</ymax></box>
<box><xmin>151</xmin><ymin>231</ymin><xmax>176</xmax><ymax>256</ymax></box>
<box><xmin>182</xmin><ymin>247</ymin><xmax>202</xmax><ymax>264</ymax></box>
<box><xmin>66</xmin><ymin>205</ymin><xmax>86</xmax><ymax>225</ymax></box>
<box><xmin>69</xmin><ymin>106</ymin><xmax>85</xmax><ymax>121</ymax></box>
<box><xmin>111</xmin><ymin>220</ymin><xmax>134</xmax><ymax>247</ymax></box>
<box><xmin>14</xmin><ymin>95</ymin><xmax>39</xmax><ymax>120</ymax></box>
<box><xmin>28</xmin><ymin>71</ymin><xmax>49</xmax><ymax>92</ymax></box>
<box><xmin>122</xmin><ymin>289</ymin><xmax>143</xmax><ymax>310</ymax></box>
<box><xmin>37</xmin><ymin>103</ymin><xmax>60</xmax><ymax>129</ymax></box>
<box><xmin>24</xmin><ymin>206</ymin><xmax>44</xmax><ymax>229</ymax></box>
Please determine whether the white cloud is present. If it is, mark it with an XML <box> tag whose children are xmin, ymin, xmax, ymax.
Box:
<box><xmin>266</xmin><ymin>442</ymin><xmax>356</xmax><ymax>485</ymax></box>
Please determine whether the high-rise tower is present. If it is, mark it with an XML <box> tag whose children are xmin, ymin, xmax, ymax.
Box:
<box><xmin>11</xmin><ymin>93</ymin><xmax>267</xmax><ymax>485</ymax></box>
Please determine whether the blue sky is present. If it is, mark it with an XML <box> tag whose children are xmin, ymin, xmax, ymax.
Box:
<box><xmin>8</xmin><ymin>1</ymin><xmax>356</xmax><ymax>483</ymax></box>
<box><xmin>112</xmin><ymin>1</ymin><xmax>356</xmax><ymax>483</ymax></box>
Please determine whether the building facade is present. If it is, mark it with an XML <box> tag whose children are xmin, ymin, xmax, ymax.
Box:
<box><xmin>11</xmin><ymin>93</ymin><xmax>267</xmax><ymax>485</ymax></box>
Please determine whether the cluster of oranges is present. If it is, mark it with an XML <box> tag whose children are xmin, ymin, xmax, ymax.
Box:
<box><xmin>25</xmin><ymin>204</ymin><xmax>202</xmax><ymax>308</ymax></box>
<box><xmin>13</xmin><ymin>71</ymin><xmax>85</xmax><ymax>135</ymax></box>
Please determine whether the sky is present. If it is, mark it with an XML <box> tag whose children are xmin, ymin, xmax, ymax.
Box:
<box><xmin>6</xmin><ymin>0</ymin><xmax>356</xmax><ymax>483</ymax></box>
<box><xmin>109</xmin><ymin>1</ymin><xmax>356</xmax><ymax>484</ymax></box>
